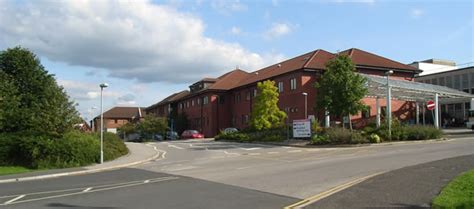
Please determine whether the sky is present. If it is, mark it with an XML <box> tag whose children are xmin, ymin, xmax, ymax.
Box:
<box><xmin>0</xmin><ymin>0</ymin><xmax>472</xmax><ymax>120</ymax></box>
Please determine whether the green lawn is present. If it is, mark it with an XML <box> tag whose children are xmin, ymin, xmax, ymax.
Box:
<box><xmin>432</xmin><ymin>169</ymin><xmax>474</xmax><ymax>209</ymax></box>
<box><xmin>0</xmin><ymin>166</ymin><xmax>33</xmax><ymax>176</ymax></box>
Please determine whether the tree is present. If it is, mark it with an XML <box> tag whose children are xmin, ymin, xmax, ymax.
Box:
<box><xmin>0</xmin><ymin>47</ymin><xmax>80</xmax><ymax>137</ymax></box>
<box><xmin>315</xmin><ymin>54</ymin><xmax>368</xmax><ymax>130</ymax></box>
<box><xmin>250</xmin><ymin>80</ymin><xmax>287</xmax><ymax>130</ymax></box>
<box><xmin>117</xmin><ymin>122</ymin><xmax>136</xmax><ymax>139</ymax></box>
<box><xmin>136</xmin><ymin>115</ymin><xmax>167</xmax><ymax>139</ymax></box>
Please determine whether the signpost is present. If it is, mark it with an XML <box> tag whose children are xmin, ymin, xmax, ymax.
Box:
<box><xmin>426</xmin><ymin>100</ymin><xmax>435</xmax><ymax>111</ymax></box>
<box><xmin>293</xmin><ymin>119</ymin><xmax>311</xmax><ymax>138</ymax></box>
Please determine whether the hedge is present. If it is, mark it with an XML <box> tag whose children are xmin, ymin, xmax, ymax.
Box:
<box><xmin>0</xmin><ymin>131</ymin><xmax>128</xmax><ymax>169</ymax></box>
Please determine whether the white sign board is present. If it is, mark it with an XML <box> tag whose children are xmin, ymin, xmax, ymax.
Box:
<box><xmin>293</xmin><ymin>119</ymin><xmax>311</xmax><ymax>138</ymax></box>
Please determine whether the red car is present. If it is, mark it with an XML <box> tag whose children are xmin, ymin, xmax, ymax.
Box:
<box><xmin>181</xmin><ymin>130</ymin><xmax>204</xmax><ymax>139</ymax></box>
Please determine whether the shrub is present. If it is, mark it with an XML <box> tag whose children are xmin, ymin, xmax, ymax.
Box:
<box><xmin>350</xmin><ymin>132</ymin><xmax>369</xmax><ymax>144</ymax></box>
<box><xmin>310</xmin><ymin>134</ymin><xmax>330</xmax><ymax>145</ymax></box>
<box><xmin>405</xmin><ymin>125</ymin><xmax>443</xmax><ymax>140</ymax></box>
<box><xmin>0</xmin><ymin>131</ymin><xmax>128</xmax><ymax>169</ymax></box>
<box><xmin>215</xmin><ymin>132</ymin><xmax>250</xmax><ymax>142</ymax></box>
<box><xmin>325</xmin><ymin>128</ymin><xmax>353</xmax><ymax>144</ymax></box>
<box><xmin>368</xmin><ymin>133</ymin><xmax>381</xmax><ymax>143</ymax></box>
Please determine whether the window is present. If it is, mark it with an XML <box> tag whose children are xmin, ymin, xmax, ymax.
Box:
<box><xmin>235</xmin><ymin>93</ymin><xmax>241</xmax><ymax>103</ymax></box>
<box><xmin>431</xmin><ymin>78</ymin><xmax>437</xmax><ymax>85</ymax></box>
<box><xmin>242</xmin><ymin>115</ymin><xmax>249</xmax><ymax>124</ymax></box>
<box><xmin>439</xmin><ymin>77</ymin><xmax>445</xmax><ymax>86</ymax></box>
<box><xmin>197</xmin><ymin>98</ymin><xmax>200</xmax><ymax>105</ymax></box>
<box><xmin>192</xmin><ymin>100</ymin><xmax>195</xmax><ymax>106</ymax></box>
<box><xmin>454</xmin><ymin>75</ymin><xmax>461</xmax><ymax>90</ymax></box>
<box><xmin>246</xmin><ymin>91</ymin><xmax>250</xmax><ymax>101</ymax></box>
<box><xmin>462</xmin><ymin>74</ymin><xmax>469</xmax><ymax>89</ymax></box>
<box><xmin>253</xmin><ymin>89</ymin><xmax>257</xmax><ymax>98</ymax></box>
<box><xmin>114</xmin><ymin>119</ymin><xmax>118</xmax><ymax>124</ymax></box>
<box><xmin>186</xmin><ymin>101</ymin><xmax>190</xmax><ymax>108</ymax></box>
<box><xmin>471</xmin><ymin>73</ymin><xmax>474</xmax><ymax>87</ymax></box>
<box><xmin>290</xmin><ymin>78</ymin><xmax>297</xmax><ymax>90</ymax></box>
<box><xmin>203</xmin><ymin>96</ymin><xmax>209</xmax><ymax>105</ymax></box>
<box><xmin>463</xmin><ymin>89</ymin><xmax>469</xmax><ymax>93</ymax></box>
<box><xmin>219</xmin><ymin>96</ymin><xmax>225</xmax><ymax>104</ymax></box>
<box><xmin>446</xmin><ymin>76</ymin><xmax>453</xmax><ymax>88</ymax></box>
<box><xmin>277</xmin><ymin>81</ymin><xmax>284</xmax><ymax>93</ymax></box>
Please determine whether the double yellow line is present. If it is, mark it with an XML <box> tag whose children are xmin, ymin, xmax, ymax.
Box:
<box><xmin>284</xmin><ymin>172</ymin><xmax>384</xmax><ymax>209</ymax></box>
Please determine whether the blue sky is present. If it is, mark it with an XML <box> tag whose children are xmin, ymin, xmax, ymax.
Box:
<box><xmin>0</xmin><ymin>0</ymin><xmax>472</xmax><ymax>120</ymax></box>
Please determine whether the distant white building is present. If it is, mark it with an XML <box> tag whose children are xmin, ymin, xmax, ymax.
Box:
<box><xmin>410</xmin><ymin>59</ymin><xmax>457</xmax><ymax>76</ymax></box>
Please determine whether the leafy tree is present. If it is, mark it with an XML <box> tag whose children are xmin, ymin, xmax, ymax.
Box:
<box><xmin>250</xmin><ymin>80</ymin><xmax>287</xmax><ymax>130</ymax></box>
<box><xmin>315</xmin><ymin>54</ymin><xmax>368</xmax><ymax>130</ymax></box>
<box><xmin>117</xmin><ymin>122</ymin><xmax>136</xmax><ymax>139</ymax></box>
<box><xmin>136</xmin><ymin>115</ymin><xmax>167</xmax><ymax>138</ymax></box>
<box><xmin>0</xmin><ymin>47</ymin><xmax>80</xmax><ymax>137</ymax></box>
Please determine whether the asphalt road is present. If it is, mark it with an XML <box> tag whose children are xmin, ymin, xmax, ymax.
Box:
<box><xmin>0</xmin><ymin>168</ymin><xmax>297</xmax><ymax>209</ymax></box>
<box><xmin>305</xmin><ymin>154</ymin><xmax>474</xmax><ymax>209</ymax></box>
<box><xmin>1</xmin><ymin>135</ymin><xmax>473</xmax><ymax>209</ymax></box>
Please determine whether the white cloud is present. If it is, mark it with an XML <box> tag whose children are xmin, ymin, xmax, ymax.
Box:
<box><xmin>0</xmin><ymin>0</ymin><xmax>274</xmax><ymax>84</ymax></box>
<box><xmin>411</xmin><ymin>8</ymin><xmax>425</xmax><ymax>18</ymax></box>
<box><xmin>58</xmin><ymin>80</ymin><xmax>121</xmax><ymax>101</ymax></box>
<box><xmin>264</xmin><ymin>23</ymin><xmax>293</xmax><ymax>40</ymax></box>
<box><xmin>230</xmin><ymin>26</ymin><xmax>242</xmax><ymax>35</ymax></box>
<box><xmin>211</xmin><ymin>0</ymin><xmax>247</xmax><ymax>15</ymax></box>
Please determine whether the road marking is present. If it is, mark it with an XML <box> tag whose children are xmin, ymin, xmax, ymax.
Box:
<box><xmin>143</xmin><ymin>180</ymin><xmax>150</xmax><ymax>183</ymax></box>
<box><xmin>288</xmin><ymin>150</ymin><xmax>302</xmax><ymax>153</ymax></box>
<box><xmin>284</xmin><ymin>172</ymin><xmax>384</xmax><ymax>209</ymax></box>
<box><xmin>167</xmin><ymin>144</ymin><xmax>184</xmax><ymax>150</ymax></box>
<box><xmin>4</xmin><ymin>195</ymin><xmax>25</xmax><ymax>205</ymax></box>
<box><xmin>248</xmin><ymin>153</ymin><xmax>261</xmax><ymax>156</ymax></box>
<box><xmin>267</xmin><ymin>152</ymin><xmax>279</xmax><ymax>154</ymax></box>
<box><xmin>244</xmin><ymin>147</ymin><xmax>261</xmax><ymax>151</ymax></box>
<box><xmin>236</xmin><ymin>166</ymin><xmax>254</xmax><ymax>170</ymax></box>
<box><xmin>223</xmin><ymin>151</ymin><xmax>240</xmax><ymax>155</ymax></box>
<box><xmin>82</xmin><ymin>187</ymin><xmax>92</xmax><ymax>192</ymax></box>
<box><xmin>0</xmin><ymin>177</ymin><xmax>179</xmax><ymax>206</ymax></box>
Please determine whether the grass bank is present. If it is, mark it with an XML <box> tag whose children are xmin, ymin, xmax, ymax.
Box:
<box><xmin>432</xmin><ymin>169</ymin><xmax>474</xmax><ymax>209</ymax></box>
<box><xmin>0</xmin><ymin>166</ymin><xmax>33</xmax><ymax>176</ymax></box>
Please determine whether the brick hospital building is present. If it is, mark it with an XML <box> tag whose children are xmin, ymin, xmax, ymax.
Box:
<box><xmin>146</xmin><ymin>48</ymin><xmax>421</xmax><ymax>137</ymax></box>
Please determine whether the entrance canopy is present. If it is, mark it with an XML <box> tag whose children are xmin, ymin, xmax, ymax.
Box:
<box><xmin>361</xmin><ymin>74</ymin><xmax>474</xmax><ymax>104</ymax></box>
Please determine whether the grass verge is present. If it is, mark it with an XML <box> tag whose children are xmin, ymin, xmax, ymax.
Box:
<box><xmin>432</xmin><ymin>169</ymin><xmax>474</xmax><ymax>209</ymax></box>
<box><xmin>0</xmin><ymin>166</ymin><xmax>33</xmax><ymax>176</ymax></box>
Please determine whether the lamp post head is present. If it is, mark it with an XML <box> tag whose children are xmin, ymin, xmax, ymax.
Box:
<box><xmin>99</xmin><ymin>83</ymin><xmax>109</xmax><ymax>88</ymax></box>
<box><xmin>385</xmin><ymin>70</ymin><xmax>394</xmax><ymax>75</ymax></box>
<box><xmin>302</xmin><ymin>92</ymin><xmax>308</xmax><ymax>96</ymax></box>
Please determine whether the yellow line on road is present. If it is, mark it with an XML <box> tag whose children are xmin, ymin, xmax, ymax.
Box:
<box><xmin>284</xmin><ymin>172</ymin><xmax>384</xmax><ymax>209</ymax></box>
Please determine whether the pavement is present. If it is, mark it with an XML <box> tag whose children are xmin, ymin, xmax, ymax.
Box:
<box><xmin>304</xmin><ymin>154</ymin><xmax>474</xmax><ymax>209</ymax></box>
<box><xmin>0</xmin><ymin>142</ymin><xmax>161</xmax><ymax>183</ymax></box>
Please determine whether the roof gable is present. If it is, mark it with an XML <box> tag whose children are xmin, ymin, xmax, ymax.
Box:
<box><xmin>340</xmin><ymin>48</ymin><xmax>418</xmax><ymax>71</ymax></box>
<box><xmin>100</xmin><ymin>106</ymin><xmax>145</xmax><ymax>119</ymax></box>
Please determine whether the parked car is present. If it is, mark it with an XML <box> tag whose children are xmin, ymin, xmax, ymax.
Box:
<box><xmin>222</xmin><ymin>127</ymin><xmax>239</xmax><ymax>134</ymax></box>
<box><xmin>181</xmin><ymin>130</ymin><xmax>204</xmax><ymax>139</ymax></box>
<box><xmin>166</xmin><ymin>131</ymin><xmax>179</xmax><ymax>140</ymax></box>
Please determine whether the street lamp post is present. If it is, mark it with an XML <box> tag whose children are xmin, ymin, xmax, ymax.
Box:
<box><xmin>99</xmin><ymin>83</ymin><xmax>109</xmax><ymax>164</ymax></box>
<box><xmin>385</xmin><ymin>70</ymin><xmax>393</xmax><ymax>141</ymax></box>
<box><xmin>302</xmin><ymin>92</ymin><xmax>308</xmax><ymax>119</ymax></box>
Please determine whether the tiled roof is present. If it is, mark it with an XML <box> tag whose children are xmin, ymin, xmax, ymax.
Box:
<box><xmin>238</xmin><ymin>49</ymin><xmax>335</xmax><ymax>87</ymax></box>
<box><xmin>340</xmin><ymin>48</ymin><xmax>419</xmax><ymax>71</ymax></box>
<box><xmin>207</xmin><ymin>69</ymin><xmax>250</xmax><ymax>90</ymax></box>
<box><xmin>98</xmin><ymin>107</ymin><xmax>145</xmax><ymax>119</ymax></box>
<box><xmin>146</xmin><ymin>90</ymin><xmax>190</xmax><ymax>110</ymax></box>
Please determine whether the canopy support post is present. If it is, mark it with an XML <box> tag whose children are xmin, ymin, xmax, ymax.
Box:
<box><xmin>376</xmin><ymin>97</ymin><xmax>380</xmax><ymax>128</ymax></box>
<box><xmin>415</xmin><ymin>102</ymin><xmax>419</xmax><ymax>125</ymax></box>
<box><xmin>325</xmin><ymin>110</ymin><xmax>330</xmax><ymax>128</ymax></box>
<box><xmin>434</xmin><ymin>93</ymin><xmax>439</xmax><ymax>129</ymax></box>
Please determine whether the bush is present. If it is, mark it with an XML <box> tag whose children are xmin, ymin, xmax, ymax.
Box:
<box><xmin>215</xmin><ymin>132</ymin><xmax>250</xmax><ymax>142</ymax></box>
<box><xmin>405</xmin><ymin>125</ymin><xmax>443</xmax><ymax>140</ymax></box>
<box><xmin>368</xmin><ymin>133</ymin><xmax>381</xmax><ymax>143</ymax></box>
<box><xmin>0</xmin><ymin>131</ymin><xmax>128</xmax><ymax>169</ymax></box>
<box><xmin>350</xmin><ymin>132</ymin><xmax>369</xmax><ymax>144</ymax></box>
<box><xmin>325</xmin><ymin>128</ymin><xmax>353</xmax><ymax>144</ymax></box>
<box><xmin>310</xmin><ymin>134</ymin><xmax>330</xmax><ymax>145</ymax></box>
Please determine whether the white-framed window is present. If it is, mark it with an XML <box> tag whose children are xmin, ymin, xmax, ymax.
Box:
<box><xmin>278</xmin><ymin>81</ymin><xmax>284</xmax><ymax>93</ymax></box>
<box><xmin>192</xmin><ymin>99</ymin><xmax>195</xmax><ymax>106</ymax></box>
<box><xmin>203</xmin><ymin>96</ymin><xmax>209</xmax><ymax>105</ymax></box>
<box><xmin>253</xmin><ymin>89</ymin><xmax>257</xmax><ymax>98</ymax></box>
<box><xmin>290</xmin><ymin>78</ymin><xmax>297</xmax><ymax>90</ymax></box>
<box><xmin>186</xmin><ymin>101</ymin><xmax>189</xmax><ymax>108</ymax></box>
<box><xmin>197</xmin><ymin>98</ymin><xmax>201</xmax><ymax>105</ymax></box>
